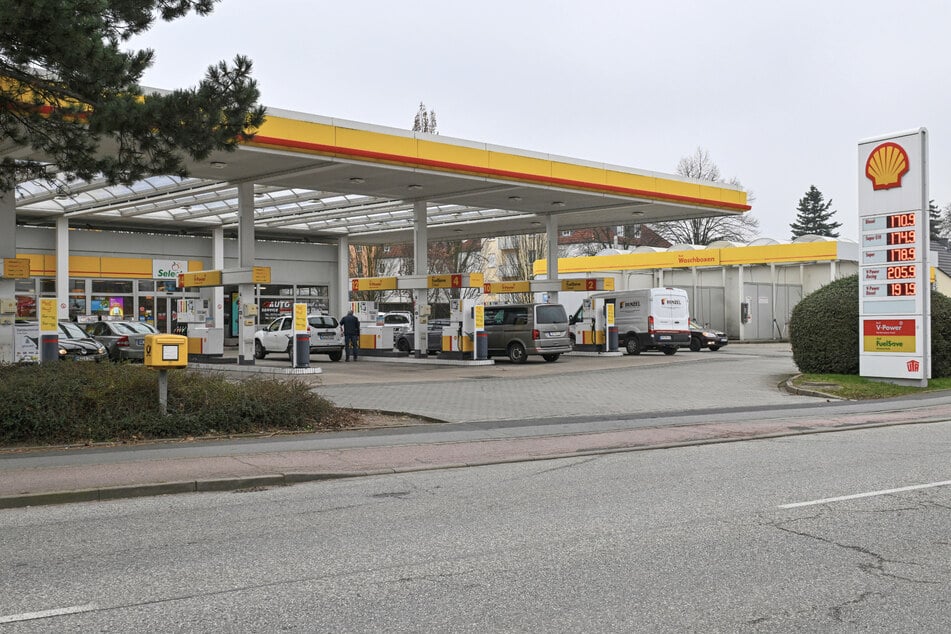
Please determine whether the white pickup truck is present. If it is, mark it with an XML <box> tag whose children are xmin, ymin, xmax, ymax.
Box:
<box><xmin>253</xmin><ymin>314</ymin><xmax>344</xmax><ymax>361</ymax></box>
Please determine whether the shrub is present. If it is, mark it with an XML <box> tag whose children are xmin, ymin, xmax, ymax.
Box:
<box><xmin>790</xmin><ymin>274</ymin><xmax>951</xmax><ymax>377</ymax></box>
<box><xmin>0</xmin><ymin>363</ymin><xmax>346</xmax><ymax>446</ymax></box>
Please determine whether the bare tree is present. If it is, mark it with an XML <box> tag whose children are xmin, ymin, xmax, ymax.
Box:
<box><xmin>348</xmin><ymin>244</ymin><xmax>391</xmax><ymax>305</ymax></box>
<box><xmin>412</xmin><ymin>102</ymin><xmax>438</xmax><ymax>134</ymax></box>
<box><xmin>428</xmin><ymin>239</ymin><xmax>485</xmax><ymax>303</ymax></box>
<box><xmin>650</xmin><ymin>147</ymin><xmax>759</xmax><ymax>244</ymax></box>
<box><xmin>500</xmin><ymin>233</ymin><xmax>548</xmax><ymax>303</ymax></box>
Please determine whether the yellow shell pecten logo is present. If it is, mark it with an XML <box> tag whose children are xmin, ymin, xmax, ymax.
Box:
<box><xmin>865</xmin><ymin>142</ymin><xmax>910</xmax><ymax>190</ymax></box>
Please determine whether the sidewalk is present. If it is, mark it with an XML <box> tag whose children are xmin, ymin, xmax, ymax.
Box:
<box><xmin>3</xmin><ymin>392</ymin><xmax>950</xmax><ymax>509</ymax></box>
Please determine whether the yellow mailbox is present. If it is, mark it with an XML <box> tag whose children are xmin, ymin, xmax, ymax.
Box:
<box><xmin>144</xmin><ymin>334</ymin><xmax>188</xmax><ymax>368</ymax></box>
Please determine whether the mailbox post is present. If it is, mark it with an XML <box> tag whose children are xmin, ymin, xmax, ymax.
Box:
<box><xmin>144</xmin><ymin>334</ymin><xmax>188</xmax><ymax>415</ymax></box>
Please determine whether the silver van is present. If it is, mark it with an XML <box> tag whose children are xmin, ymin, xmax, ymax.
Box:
<box><xmin>483</xmin><ymin>303</ymin><xmax>572</xmax><ymax>363</ymax></box>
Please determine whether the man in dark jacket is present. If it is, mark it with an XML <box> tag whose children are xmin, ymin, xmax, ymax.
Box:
<box><xmin>339</xmin><ymin>310</ymin><xmax>361</xmax><ymax>361</ymax></box>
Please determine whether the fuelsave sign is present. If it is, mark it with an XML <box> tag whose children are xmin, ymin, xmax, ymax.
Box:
<box><xmin>857</xmin><ymin>129</ymin><xmax>930</xmax><ymax>384</ymax></box>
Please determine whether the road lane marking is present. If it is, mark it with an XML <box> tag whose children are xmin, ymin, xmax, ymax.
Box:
<box><xmin>779</xmin><ymin>479</ymin><xmax>951</xmax><ymax>509</ymax></box>
<box><xmin>0</xmin><ymin>603</ymin><xmax>98</xmax><ymax>624</ymax></box>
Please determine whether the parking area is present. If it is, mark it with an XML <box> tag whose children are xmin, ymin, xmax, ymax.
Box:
<box><xmin>201</xmin><ymin>342</ymin><xmax>818</xmax><ymax>424</ymax></box>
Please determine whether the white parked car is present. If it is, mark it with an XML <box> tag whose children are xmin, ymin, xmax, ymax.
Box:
<box><xmin>254</xmin><ymin>314</ymin><xmax>344</xmax><ymax>361</ymax></box>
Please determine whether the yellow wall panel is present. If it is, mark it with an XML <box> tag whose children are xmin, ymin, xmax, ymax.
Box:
<box><xmin>15</xmin><ymin>253</ymin><xmax>47</xmax><ymax>275</ymax></box>
<box><xmin>417</xmin><ymin>140</ymin><xmax>489</xmax><ymax>169</ymax></box>
<box><xmin>551</xmin><ymin>162</ymin><xmax>606</xmax><ymax>186</ymax></box>
<box><xmin>256</xmin><ymin>116</ymin><xmax>336</xmax><ymax>148</ymax></box>
<box><xmin>335</xmin><ymin>128</ymin><xmax>417</xmax><ymax>159</ymax></box>
<box><xmin>604</xmin><ymin>172</ymin><xmax>658</xmax><ymax>194</ymax></box>
<box><xmin>99</xmin><ymin>257</ymin><xmax>150</xmax><ymax>278</ymax></box>
<box><xmin>487</xmin><ymin>152</ymin><xmax>552</xmax><ymax>178</ymax></box>
<box><xmin>188</xmin><ymin>260</ymin><xmax>206</xmax><ymax>272</ymax></box>
<box><xmin>69</xmin><ymin>256</ymin><xmax>101</xmax><ymax>276</ymax></box>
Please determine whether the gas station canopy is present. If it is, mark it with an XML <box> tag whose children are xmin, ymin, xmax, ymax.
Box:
<box><xmin>9</xmin><ymin>106</ymin><xmax>751</xmax><ymax>245</ymax></box>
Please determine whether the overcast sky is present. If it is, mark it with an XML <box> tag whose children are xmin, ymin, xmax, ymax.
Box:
<box><xmin>131</xmin><ymin>0</ymin><xmax>951</xmax><ymax>242</ymax></box>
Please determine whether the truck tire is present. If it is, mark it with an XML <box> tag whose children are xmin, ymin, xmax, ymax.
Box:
<box><xmin>254</xmin><ymin>340</ymin><xmax>266</xmax><ymax>359</ymax></box>
<box><xmin>625</xmin><ymin>335</ymin><xmax>641</xmax><ymax>355</ymax></box>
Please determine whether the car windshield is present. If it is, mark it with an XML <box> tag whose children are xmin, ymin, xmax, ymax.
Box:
<box><xmin>689</xmin><ymin>318</ymin><xmax>702</xmax><ymax>329</ymax></box>
<box><xmin>60</xmin><ymin>322</ymin><xmax>88</xmax><ymax>339</ymax></box>
<box><xmin>115</xmin><ymin>322</ymin><xmax>156</xmax><ymax>334</ymax></box>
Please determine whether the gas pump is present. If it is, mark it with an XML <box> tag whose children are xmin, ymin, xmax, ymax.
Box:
<box><xmin>460</xmin><ymin>297</ymin><xmax>485</xmax><ymax>360</ymax></box>
<box><xmin>177</xmin><ymin>298</ymin><xmax>224</xmax><ymax>357</ymax></box>
<box><xmin>571</xmin><ymin>296</ymin><xmax>617</xmax><ymax>352</ymax></box>
<box><xmin>445</xmin><ymin>299</ymin><xmax>464</xmax><ymax>354</ymax></box>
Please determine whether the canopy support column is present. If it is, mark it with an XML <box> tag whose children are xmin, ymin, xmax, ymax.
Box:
<box><xmin>212</xmin><ymin>227</ymin><xmax>224</xmax><ymax>329</ymax></box>
<box><xmin>56</xmin><ymin>215</ymin><xmax>69</xmax><ymax>321</ymax></box>
<box><xmin>546</xmin><ymin>214</ymin><xmax>559</xmax><ymax>303</ymax></box>
<box><xmin>413</xmin><ymin>200</ymin><xmax>427</xmax><ymax>356</ymax></box>
<box><xmin>338</xmin><ymin>235</ymin><xmax>349</xmax><ymax>318</ymax></box>
<box><xmin>0</xmin><ymin>191</ymin><xmax>15</xmax><ymax>363</ymax></box>
<box><xmin>237</xmin><ymin>182</ymin><xmax>256</xmax><ymax>364</ymax></box>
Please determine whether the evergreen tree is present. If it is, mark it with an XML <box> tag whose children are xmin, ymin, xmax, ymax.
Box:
<box><xmin>790</xmin><ymin>185</ymin><xmax>841</xmax><ymax>238</ymax></box>
<box><xmin>929</xmin><ymin>199</ymin><xmax>942</xmax><ymax>239</ymax></box>
<box><xmin>0</xmin><ymin>1</ymin><xmax>266</xmax><ymax>190</ymax></box>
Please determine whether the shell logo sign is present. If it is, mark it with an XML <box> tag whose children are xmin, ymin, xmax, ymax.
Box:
<box><xmin>865</xmin><ymin>142</ymin><xmax>910</xmax><ymax>190</ymax></box>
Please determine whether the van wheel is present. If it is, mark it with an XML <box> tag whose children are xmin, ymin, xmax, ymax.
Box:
<box><xmin>328</xmin><ymin>350</ymin><xmax>342</xmax><ymax>362</ymax></box>
<box><xmin>507</xmin><ymin>342</ymin><xmax>527</xmax><ymax>364</ymax></box>
<box><xmin>254</xmin><ymin>341</ymin><xmax>266</xmax><ymax>359</ymax></box>
<box><xmin>542</xmin><ymin>353</ymin><xmax>560</xmax><ymax>362</ymax></box>
<box><xmin>625</xmin><ymin>336</ymin><xmax>641</xmax><ymax>355</ymax></box>
<box><xmin>662</xmin><ymin>346</ymin><xmax>677</xmax><ymax>355</ymax></box>
<box><xmin>396</xmin><ymin>338</ymin><xmax>411</xmax><ymax>353</ymax></box>
<box><xmin>709</xmin><ymin>345</ymin><xmax>721</xmax><ymax>352</ymax></box>
<box><xmin>689</xmin><ymin>336</ymin><xmax>701</xmax><ymax>352</ymax></box>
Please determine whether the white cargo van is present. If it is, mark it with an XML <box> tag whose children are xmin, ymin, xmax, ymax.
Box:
<box><xmin>570</xmin><ymin>287</ymin><xmax>690</xmax><ymax>355</ymax></box>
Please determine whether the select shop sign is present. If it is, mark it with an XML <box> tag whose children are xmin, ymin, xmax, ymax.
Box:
<box><xmin>153</xmin><ymin>260</ymin><xmax>187</xmax><ymax>280</ymax></box>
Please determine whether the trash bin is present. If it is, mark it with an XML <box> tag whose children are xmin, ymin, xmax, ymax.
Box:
<box><xmin>475</xmin><ymin>331</ymin><xmax>488</xmax><ymax>360</ymax></box>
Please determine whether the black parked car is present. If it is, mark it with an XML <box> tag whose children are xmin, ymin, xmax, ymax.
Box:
<box><xmin>58</xmin><ymin>321</ymin><xmax>108</xmax><ymax>362</ymax></box>
<box><xmin>395</xmin><ymin>319</ymin><xmax>451</xmax><ymax>354</ymax></box>
<box><xmin>688</xmin><ymin>318</ymin><xmax>729</xmax><ymax>352</ymax></box>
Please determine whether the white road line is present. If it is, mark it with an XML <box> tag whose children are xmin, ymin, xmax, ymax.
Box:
<box><xmin>779</xmin><ymin>479</ymin><xmax>951</xmax><ymax>509</ymax></box>
<box><xmin>0</xmin><ymin>603</ymin><xmax>98</xmax><ymax>624</ymax></box>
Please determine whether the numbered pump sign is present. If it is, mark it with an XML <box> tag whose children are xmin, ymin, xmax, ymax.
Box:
<box><xmin>858</xmin><ymin>129</ymin><xmax>930</xmax><ymax>385</ymax></box>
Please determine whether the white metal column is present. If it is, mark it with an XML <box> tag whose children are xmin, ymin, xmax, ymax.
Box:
<box><xmin>337</xmin><ymin>235</ymin><xmax>349</xmax><ymax>318</ymax></box>
<box><xmin>546</xmin><ymin>214</ymin><xmax>559</xmax><ymax>303</ymax></box>
<box><xmin>237</xmin><ymin>182</ymin><xmax>256</xmax><ymax>364</ymax></box>
<box><xmin>212</xmin><ymin>227</ymin><xmax>224</xmax><ymax>328</ymax></box>
<box><xmin>413</xmin><ymin>200</ymin><xmax>427</xmax><ymax>355</ymax></box>
<box><xmin>0</xmin><ymin>191</ymin><xmax>15</xmax><ymax>363</ymax></box>
<box><xmin>56</xmin><ymin>215</ymin><xmax>69</xmax><ymax>321</ymax></box>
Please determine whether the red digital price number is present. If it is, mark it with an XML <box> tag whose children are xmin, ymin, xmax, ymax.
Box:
<box><xmin>886</xmin><ymin>212</ymin><xmax>916</xmax><ymax>228</ymax></box>
<box><xmin>887</xmin><ymin>230</ymin><xmax>916</xmax><ymax>245</ymax></box>
<box><xmin>886</xmin><ymin>265</ymin><xmax>916</xmax><ymax>279</ymax></box>
<box><xmin>887</xmin><ymin>247</ymin><xmax>916</xmax><ymax>262</ymax></box>
<box><xmin>887</xmin><ymin>282</ymin><xmax>917</xmax><ymax>296</ymax></box>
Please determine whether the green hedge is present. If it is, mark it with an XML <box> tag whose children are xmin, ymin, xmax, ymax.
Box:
<box><xmin>790</xmin><ymin>274</ymin><xmax>951</xmax><ymax>376</ymax></box>
<box><xmin>0</xmin><ymin>363</ymin><xmax>345</xmax><ymax>446</ymax></box>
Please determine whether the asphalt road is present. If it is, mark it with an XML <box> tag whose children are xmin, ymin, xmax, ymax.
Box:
<box><xmin>2</xmin><ymin>420</ymin><xmax>949</xmax><ymax>631</ymax></box>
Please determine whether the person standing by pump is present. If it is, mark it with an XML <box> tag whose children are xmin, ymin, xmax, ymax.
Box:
<box><xmin>340</xmin><ymin>309</ymin><xmax>361</xmax><ymax>361</ymax></box>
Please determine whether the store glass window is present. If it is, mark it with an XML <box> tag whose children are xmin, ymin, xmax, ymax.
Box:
<box><xmin>39</xmin><ymin>278</ymin><xmax>56</xmax><ymax>294</ymax></box>
<box><xmin>138</xmin><ymin>280</ymin><xmax>155</xmax><ymax>292</ymax></box>
<box><xmin>91</xmin><ymin>295</ymin><xmax>133</xmax><ymax>318</ymax></box>
<box><xmin>92</xmin><ymin>280</ymin><xmax>134</xmax><ymax>294</ymax></box>
<box><xmin>258</xmin><ymin>284</ymin><xmax>293</xmax><ymax>297</ymax></box>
